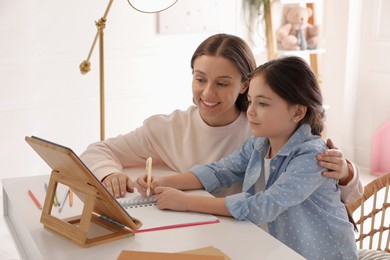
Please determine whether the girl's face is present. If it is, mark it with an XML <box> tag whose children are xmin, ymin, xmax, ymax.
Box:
<box><xmin>247</xmin><ymin>74</ymin><xmax>302</xmax><ymax>144</ymax></box>
<box><xmin>192</xmin><ymin>55</ymin><xmax>246</xmax><ymax>126</ymax></box>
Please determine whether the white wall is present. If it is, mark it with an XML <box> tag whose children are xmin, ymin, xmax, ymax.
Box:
<box><xmin>320</xmin><ymin>1</ymin><xmax>361</xmax><ymax>158</ymax></box>
<box><xmin>321</xmin><ymin>0</ymin><xmax>390</xmax><ymax>175</ymax></box>
<box><xmin>353</xmin><ymin>0</ymin><xmax>390</xmax><ymax>174</ymax></box>
<box><xmin>0</xmin><ymin>0</ymin><xmax>246</xmax><ymax>182</ymax></box>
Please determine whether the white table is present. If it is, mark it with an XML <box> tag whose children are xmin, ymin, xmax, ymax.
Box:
<box><xmin>2</xmin><ymin>170</ymin><xmax>304</xmax><ymax>260</ymax></box>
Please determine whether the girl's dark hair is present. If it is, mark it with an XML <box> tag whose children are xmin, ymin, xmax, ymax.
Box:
<box><xmin>250</xmin><ymin>56</ymin><xmax>325</xmax><ymax>136</ymax></box>
<box><xmin>191</xmin><ymin>34</ymin><xmax>257</xmax><ymax>112</ymax></box>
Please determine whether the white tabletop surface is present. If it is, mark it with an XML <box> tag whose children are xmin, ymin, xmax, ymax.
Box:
<box><xmin>2</xmin><ymin>169</ymin><xmax>304</xmax><ymax>260</ymax></box>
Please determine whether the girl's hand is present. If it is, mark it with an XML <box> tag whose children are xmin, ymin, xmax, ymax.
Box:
<box><xmin>135</xmin><ymin>173</ymin><xmax>164</xmax><ymax>197</ymax></box>
<box><xmin>154</xmin><ymin>187</ymin><xmax>190</xmax><ymax>211</ymax></box>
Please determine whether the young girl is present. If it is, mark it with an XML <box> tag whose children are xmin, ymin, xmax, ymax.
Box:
<box><xmin>136</xmin><ymin>56</ymin><xmax>358</xmax><ymax>259</ymax></box>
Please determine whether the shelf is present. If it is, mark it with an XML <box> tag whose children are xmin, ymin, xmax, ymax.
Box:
<box><xmin>264</xmin><ymin>1</ymin><xmax>323</xmax><ymax>77</ymax></box>
<box><xmin>280</xmin><ymin>0</ymin><xmax>320</xmax><ymax>4</ymax></box>
<box><xmin>277</xmin><ymin>48</ymin><xmax>325</xmax><ymax>57</ymax></box>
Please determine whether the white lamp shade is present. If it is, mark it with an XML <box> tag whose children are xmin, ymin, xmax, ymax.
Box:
<box><xmin>128</xmin><ymin>0</ymin><xmax>178</xmax><ymax>13</ymax></box>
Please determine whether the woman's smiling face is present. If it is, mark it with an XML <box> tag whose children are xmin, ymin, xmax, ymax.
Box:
<box><xmin>192</xmin><ymin>55</ymin><xmax>246</xmax><ymax>127</ymax></box>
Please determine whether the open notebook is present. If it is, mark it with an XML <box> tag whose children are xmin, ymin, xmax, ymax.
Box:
<box><xmin>118</xmin><ymin>192</ymin><xmax>219</xmax><ymax>232</ymax></box>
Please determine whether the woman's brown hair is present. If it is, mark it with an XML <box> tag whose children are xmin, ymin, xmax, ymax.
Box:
<box><xmin>191</xmin><ymin>34</ymin><xmax>257</xmax><ymax>112</ymax></box>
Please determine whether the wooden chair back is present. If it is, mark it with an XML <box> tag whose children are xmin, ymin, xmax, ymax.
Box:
<box><xmin>347</xmin><ymin>172</ymin><xmax>390</xmax><ymax>252</ymax></box>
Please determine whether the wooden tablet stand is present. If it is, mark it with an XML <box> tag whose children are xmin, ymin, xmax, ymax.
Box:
<box><xmin>41</xmin><ymin>171</ymin><xmax>132</xmax><ymax>247</ymax></box>
<box><xmin>25</xmin><ymin>136</ymin><xmax>142</xmax><ymax>247</ymax></box>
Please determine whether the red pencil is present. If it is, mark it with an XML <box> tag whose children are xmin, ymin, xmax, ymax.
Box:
<box><xmin>28</xmin><ymin>189</ymin><xmax>42</xmax><ymax>209</ymax></box>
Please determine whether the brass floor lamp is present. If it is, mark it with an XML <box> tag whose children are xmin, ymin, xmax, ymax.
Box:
<box><xmin>79</xmin><ymin>0</ymin><xmax>178</xmax><ymax>141</ymax></box>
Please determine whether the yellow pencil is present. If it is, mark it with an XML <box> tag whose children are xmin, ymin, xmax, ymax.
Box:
<box><xmin>146</xmin><ymin>157</ymin><xmax>153</xmax><ymax>197</ymax></box>
<box><xmin>69</xmin><ymin>189</ymin><xmax>73</xmax><ymax>207</ymax></box>
<box><xmin>54</xmin><ymin>191</ymin><xmax>59</xmax><ymax>206</ymax></box>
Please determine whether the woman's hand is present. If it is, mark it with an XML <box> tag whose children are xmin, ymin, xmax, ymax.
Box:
<box><xmin>154</xmin><ymin>187</ymin><xmax>191</xmax><ymax>211</ymax></box>
<box><xmin>102</xmin><ymin>172</ymin><xmax>134</xmax><ymax>198</ymax></box>
<box><xmin>317</xmin><ymin>138</ymin><xmax>352</xmax><ymax>185</ymax></box>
